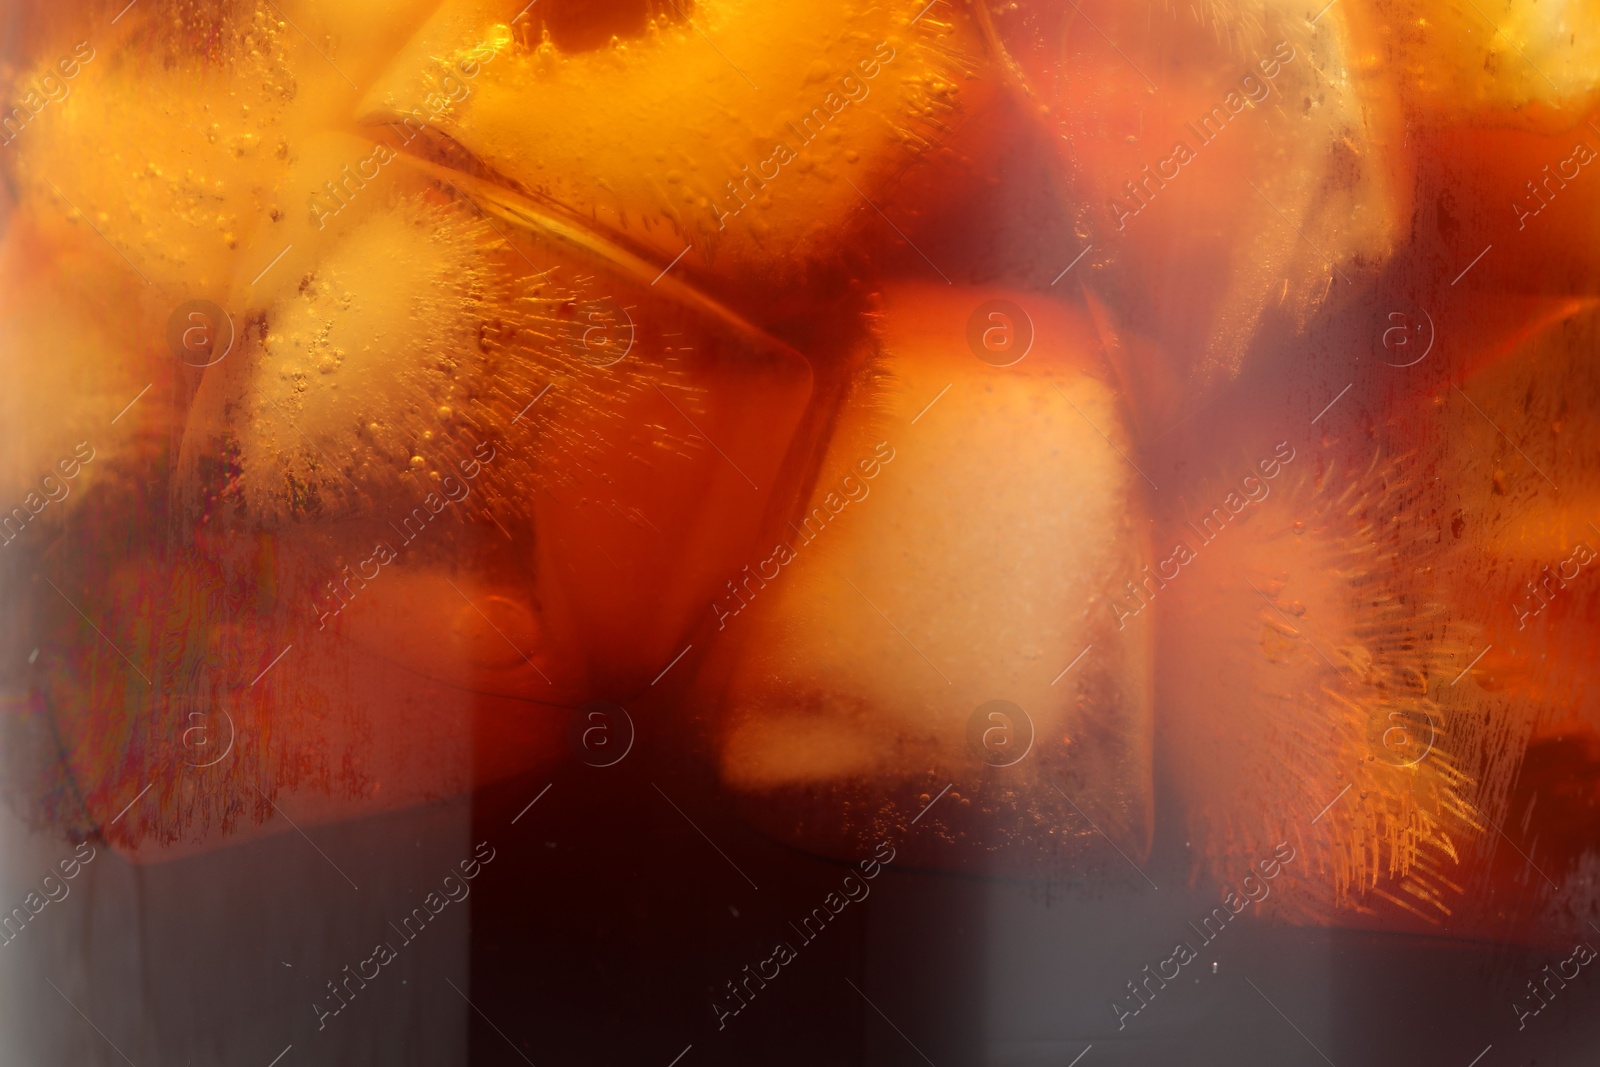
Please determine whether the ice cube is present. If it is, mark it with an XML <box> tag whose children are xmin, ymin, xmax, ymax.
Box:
<box><xmin>985</xmin><ymin>0</ymin><xmax>1411</xmax><ymax>428</ymax></box>
<box><xmin>705</xmin><ymin>283</ymin><xmax>1154</xmax><ymax>876</ymax></box>
<box><xmin>355</xmin><ymin>0</ymin><xmax>1006</xmax><ymax>308</ymax></box>
<box><xmin>1360</xmin><ymin>0</ymin><xmax>1600</xmax><ymax>130</ymax></box>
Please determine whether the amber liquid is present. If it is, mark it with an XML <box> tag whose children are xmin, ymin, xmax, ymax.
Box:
<box><xmin>2</xmin><ymin>0</ymin><xmax>1599</xmax><ymax>1064</ymax></box>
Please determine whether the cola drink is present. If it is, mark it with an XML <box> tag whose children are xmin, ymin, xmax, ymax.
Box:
<box><xmin>1</xmin><ymin>1</ymin><xmax>1598</xmax><ymax>1064</ymax></box>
